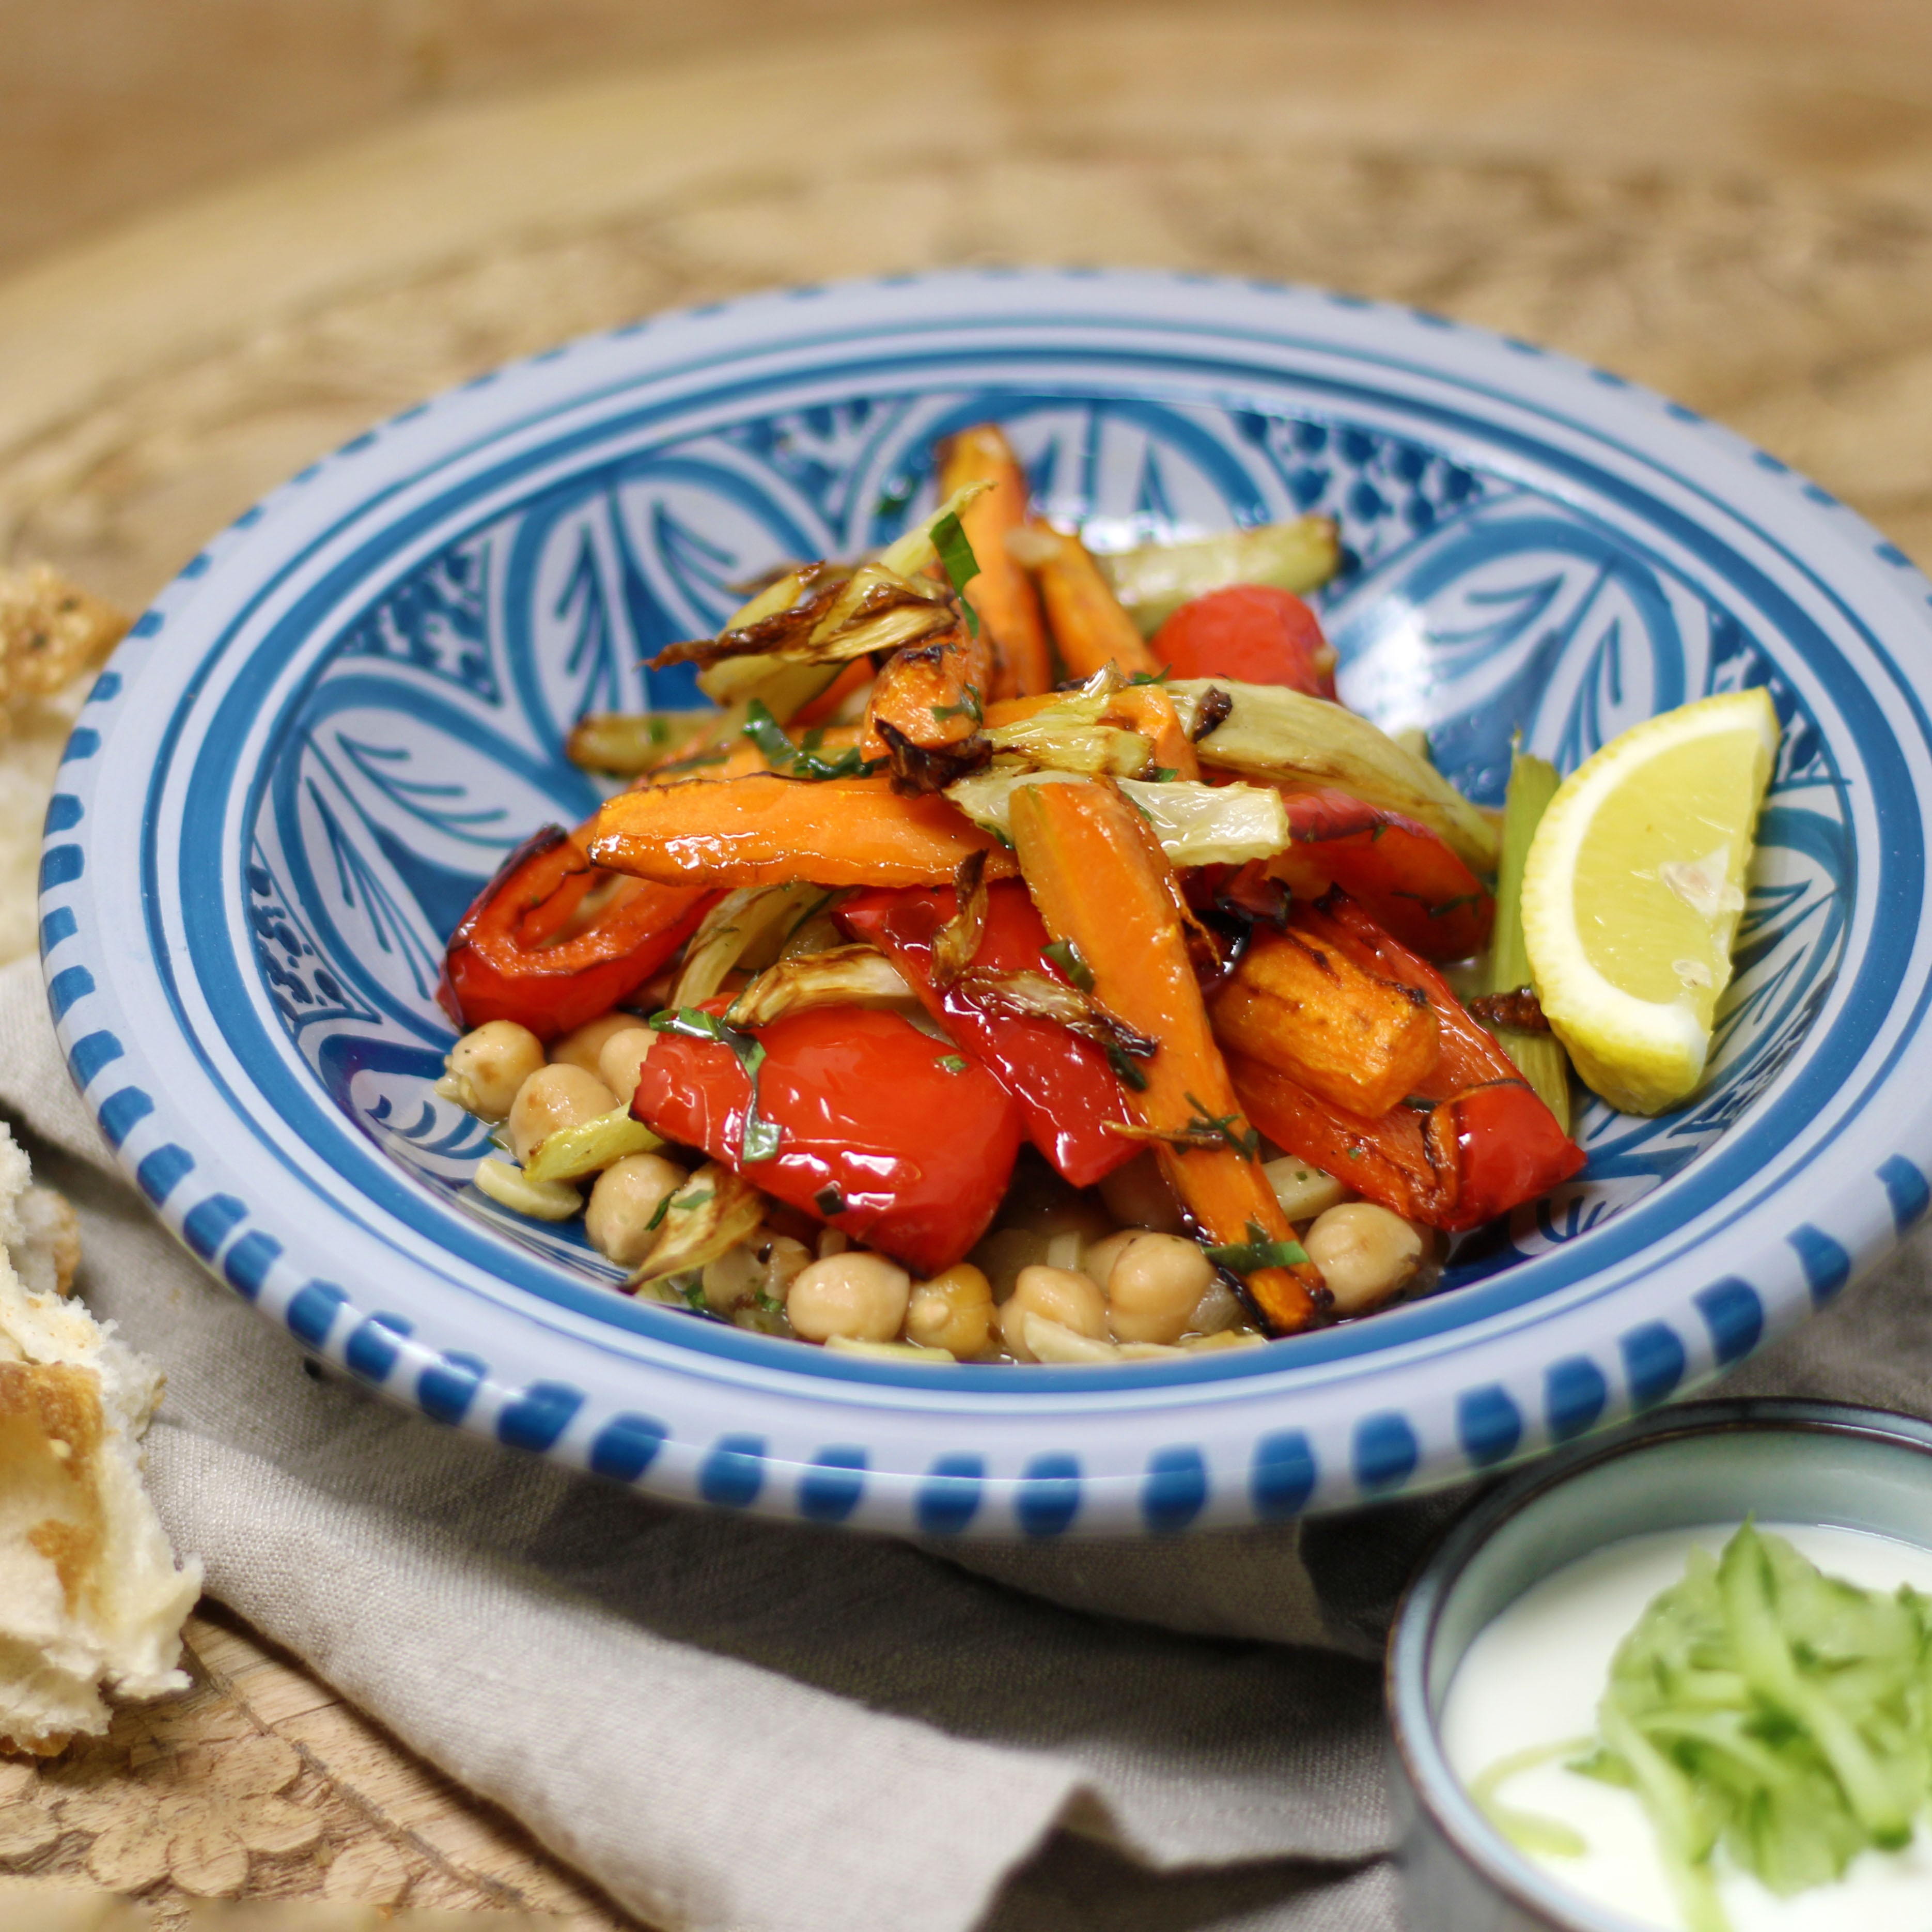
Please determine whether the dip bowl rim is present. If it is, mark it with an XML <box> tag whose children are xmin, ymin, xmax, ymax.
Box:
<box><xmin>1385</xmin><ymin>1396</ymin><xmax>1932</xmax><ymax>1932</ymax></box>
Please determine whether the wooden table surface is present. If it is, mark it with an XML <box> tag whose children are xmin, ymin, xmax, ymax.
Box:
<box><xmin>2</xmin><ymin>3</ymin><xmax>1930</xmax><ymax>1922</ymax></box>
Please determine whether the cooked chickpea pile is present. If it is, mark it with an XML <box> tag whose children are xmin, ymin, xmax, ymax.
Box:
<box><xmin>437</xmin><ymin>1013</ymin><xmax>1438</xmax><ymax>1361</ymax></box>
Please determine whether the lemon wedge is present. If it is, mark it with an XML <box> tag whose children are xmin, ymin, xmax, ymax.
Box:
<box><xmin>1520</xmin><ymin>689</ymin><xmax>1779</xmax><ymax>1115</ymax></box>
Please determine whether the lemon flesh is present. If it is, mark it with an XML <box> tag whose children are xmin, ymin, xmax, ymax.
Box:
<box><xmin>1520</xmin><ymin>689</ymin><xmax>1779</xmax><ymax>1115</ymax></box>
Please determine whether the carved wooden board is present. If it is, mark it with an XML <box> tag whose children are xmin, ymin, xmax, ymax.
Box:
<box><xmin>2</xmin><ymin>2</ymin><xmax>1931</xmax><ymax>1919</ymax></box>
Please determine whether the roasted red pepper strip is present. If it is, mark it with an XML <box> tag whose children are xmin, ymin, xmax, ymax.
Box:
<box><xmin>1258</xmin><ymin>787</ymin><xmax>1494</xmax><ymax>961</ymax></box>
<box><xmin>631</xmin><ymin>1005</ymin><xmax>1022</xmax><ymax>1276</ymax></box>
<box><xmin>837</xmin><ymin>882</ymin><xmax>1137</xmax><ymax>1188</ymax></box>
<box><xmin>1151</xmin><ymin>584</ymin><xmax>1336</xmax><ymax>696</ymax></box>
<box><xmin>1228</xmin><ymin>889</ymin><xmax>1582</xmax><ymax>1232</ymax></box>
<box><xmin>438</xmin><ymin>824</ymin><xmax>712</xmax><ymax>1041</ymax></box>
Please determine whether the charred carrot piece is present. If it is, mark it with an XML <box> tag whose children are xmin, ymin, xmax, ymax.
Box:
<box><xmin>1007</xmin><ymin>778</ymin><xmax>1321</xmax><ymax>1332</ymax></box>
<box><xmin>1212</xmin><ymin>925</ymin><xmax>1440</xmax><ymax>1118</ymax></box>
<box><xmin>587</xmin><ymin>775</ymin><xmax>1015</xmax><ymax>890</ymax></box>
<box><xmin>1025</xmin><ymin>526</ymin><xmax>1162</xmax><ymax>681</ymax></box>
<box><xmin>859</xmin><ymin>620</ymin><xmax>995</xmax><ymax>788</ymax></box>
<box><xmin>938</xmin><ymin>426</ymin><xmax>1054</xmax><ymax>699</ymax></box>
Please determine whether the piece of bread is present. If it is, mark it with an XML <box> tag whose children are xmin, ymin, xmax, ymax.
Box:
<box><xmin>0</xmin><ymin>564</ymin><xmax>127</xmax><ymax>738</ymax></box>
<box><xmin>0</xmin><ymin>1122</ymin><xmax>202</xmax><ymax>1755</ymax></box>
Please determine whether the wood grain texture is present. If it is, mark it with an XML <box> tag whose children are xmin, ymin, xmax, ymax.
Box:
<box><xmin>2</xmin><ymin>1</ymin><xmax>1931</xmax><ymax>1916</ymax></box>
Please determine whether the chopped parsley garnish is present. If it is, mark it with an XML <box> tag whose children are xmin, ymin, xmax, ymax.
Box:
<box><xmin>649</xmin><ymin>1007</ymin><xmax>782</xmax><ymax>1162</ymax></box>
<box><xmin>742</xmin><ymin>699</ymin><xmax>879</xmax><ymax>781</ymax></box>
<box><xmin>1182</xmin><ymin>1092</ymin><xmax>1263</xmax><ymax>1159</ymax></box>
<box><xmin>1041</xmin><ymin>938</ymin><xmax>1095</xmax><ymax>993</ymax></box>
<box><xmin>932</xmin><ymin>509</ymin><xmax>983</xmax><ymax>637</ymax></box>
<box><xmin>1203</xmin><ymin>1221</ymin><xmax>1308</xmax><ymax>1273</ymax></box>
<box><xmin>1129</xmin><ymin>667</ymin><xmax>1172</xmax><ymax>685</ymax></box>
<box><xmin>1104</xmin><ymin>1043</ymin><xmax>1150</xmax><ymax>1092</ymax></box>
<box><xmin>935</xmin><ymin>1053</ymin><xmax>969</xmax><ymax>1074</ymax></box>
<box><xmin>644</xmin><ymin>1189</ymin><xmax>674</xmax><ymax>1232</ymax></box>
<box><xmin>929</xmin><ymin>684</ymin><xmax>984</xmax><ymax>726</ymax></box>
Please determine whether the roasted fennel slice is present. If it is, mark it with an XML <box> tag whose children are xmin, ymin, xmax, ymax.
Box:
<box><xmin>1171</xmin><ymin>678</ymin><xmax>1499</xmax><ymax>872</ymax></box>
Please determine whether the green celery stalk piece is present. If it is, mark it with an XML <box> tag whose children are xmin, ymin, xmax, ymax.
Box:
<box><xmin>1485</xmin><ymin>750</ymin><xmax>1572</xmax><ymax>1132</ymax></box>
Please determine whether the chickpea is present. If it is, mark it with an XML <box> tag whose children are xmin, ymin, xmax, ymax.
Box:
<box><xmin>584</xmin><ymin>1152</ymin><xmax>687</xmax><ymax>1267</ymax></box>
<box><xmin>596</xmin><ymin>1024</ymin><xmax>658</xmax><ymax>1105</ymax></box>
<box><xmin>1000</xmin><ymin>1265</ymin><xmax>1108</xmax><ymax>1361</ymax></box>
<box><xmin>1106</xmin><ymin>1233</ymin><xmax>1216</xmax><ymax>1345</ymax></box>
<box><xmin>1304</xmin><ymin>1203</ymin><xmax>1426</xmax><ymax>1314</ymax></box>
<box><xmin>550</xmin><ymin>1011</ymin><xmax>641</xmax><ymax>1077</ymax></box>
<box><xmin>786</xmin><ymin>1252</ymin><xmax>912</xmax><ymax>1344</ymax></box>
<box><xmin>1097</xmin><ymin>1151</ymin><xmax>1186</xmax><ymax>1236</ymax></box>
<box><xmin>508</xmin><ymin>1063</ymin><xmax>618</xmax><ymax>1166</ymax></box>
<box><xmin>1080</xmin><ymin>1228</ymin><xmax>1146</xmax><ymax>1295</ymax></box>
<box><xmin>906</xmin><ymin>1264</ymin><xmax>995</xmax><ymax>1357</ymax></box>
<box><xmin>757</xmin><ymin>1234</ymin><xmax>813</xmax><ymax>1301</ymax></box>
<box><xmin>438</xmin><ymin>1020</ymin><xmax>544</xmax><ymax>1120</ymax></box>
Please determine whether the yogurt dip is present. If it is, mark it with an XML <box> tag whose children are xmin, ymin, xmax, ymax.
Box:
<box><xmin>1440</xmin><ymin>1522</ymin><xmax>1932</xmax><ymax>1932</ymax></box>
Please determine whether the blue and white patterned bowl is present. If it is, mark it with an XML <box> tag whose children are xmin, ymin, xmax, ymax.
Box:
<box><xmin>39</xmin><ymin>271</ymin><xmax>1932</xmax><ymax>1536</ymax></box>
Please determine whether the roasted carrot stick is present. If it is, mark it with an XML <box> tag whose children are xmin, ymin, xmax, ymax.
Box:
<box><xmin>1211</xmin><ymin>925</ymin><xmax>1440</xmax><ymax>1118</ymax></box>
<box><xmin>1007</xmin><ymin>778</ymin><xmax>1322</xmax><ymax>1332</ymax></box>
<box><xmin>858</xmin><ymin>620</ymin><xmax>994</xmax><ymax>788</ymax></box>
<box><xmin>791</xmin><ymin>658</ymin><xmax>875</xmax><ymax>728</ymax></box>
<box><xmin>587</xmin><ymin>775</ymin><xmax>1016</xmax><ymax>890</ymax></box>
<box><xmin>1021</xmin><ymin>526</ymin><xmax>1162</xmax><ymax>681</ymax></box>
<box><xmin>1106</xmin><ymin>684</ymin><xmax>1199</xmax><ymax>779</ymax></box>
<box><xmin>938</xmin><ymin>425</ymin><xmax>1054</xmax><ymax>700</ymax></box>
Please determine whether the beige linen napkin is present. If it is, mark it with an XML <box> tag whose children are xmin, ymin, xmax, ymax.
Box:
<box><xmin>4</xmin><ymin>951</ymin><xmax>1926</xmax><ymax>1932</ymax></box>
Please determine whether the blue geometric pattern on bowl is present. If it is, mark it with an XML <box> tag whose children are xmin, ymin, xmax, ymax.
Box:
<box><xmin>38</xmin><ymin>271</ymin><xmax>1932</xmax><ymax>1535</ymax></box>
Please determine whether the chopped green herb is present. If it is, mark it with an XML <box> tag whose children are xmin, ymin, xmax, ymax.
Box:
<box><xmin>649</xmin><ymin>1007</ymin><xmax>783</xmax><ymax>1163</ymax></box>
<box><xmin>674</xmin><ymin>1189</ymin><xmax>713</xmax><ymax>1211</ymax></box>
<box><xmin>929</xmin><ymin>684</ymin><xmax>984</xmax><ymax>727</ymax></box>
<box><xmin>742</xmin><ymin>698</ymin><xmax>880</xmax><ymax>781</ymax></box>
<box><xmin>932</xmin><ymin>509</ymin><xmax>983</xmax><ymax>637</ymax></box>
<box><xmin>935</xmin><ymin>1053</ymin><xmax>969</xmax><ymax>1074</ymax></box>
<box><xmin>1203</xmin><ymin>1221</ymin><xmax>1308</xmax><ymax>1273</ymax></box>
<box><xmin>1182</xmin><ymin>1092</ymin><xmax>1262</xmax><ymax>1160</ymax></box>
<box><xmin>1150</xmin><ymin>767</ymin><xmax>1179</xmax><ymax>783</ymax></box>
<box><xmin>1129</xmin><ymin>667</ymin><xmax>1172</xmax><ymax>685</ymax></box>
<box><xmin>1041</xmin><ymin>939</ymin><xmax>1095</xmax><ymax>993</ymax></box>
<box><xmin>1104</xmin><ymin>1043</ymin><xmax>1150</xmax><ymax>1092</ymax></box>
<box><xmin>742</xmin><ymin>698</ymin><xmax>796</xmax><ymax>766</ymax></box>
<box><xmin>644</xmin><ymin>1190</ymin><xmax>674</xmax><ymax>1233</ymax></box>
<box><xmin>815</xmin><ymin>1183</ymin><xmax>847</xmax><ymax>1217</ymax></box>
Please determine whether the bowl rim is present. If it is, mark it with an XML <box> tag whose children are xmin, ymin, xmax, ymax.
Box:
<box><xmin>37</xmin><ymin>265</ymin><xmax>1932</xmax><ymax>1534</ymax></box>
<box><xmin>1385</xmin><ymin>1396</ymin><xmax>1932</xmax><ymax>1931</ymax></box>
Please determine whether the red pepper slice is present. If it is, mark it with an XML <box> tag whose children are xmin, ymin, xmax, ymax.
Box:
<box><xmin>632</xmin><ymin>1005</ymin><xmax>1022</xmax><ymax>1276</ymax></box>
<box><xmin>1151</xmin><ymin>585</ymin><xmax>1336</xmax><ymax>696</ymax></box>
<box><xmin>1430</xmin><ymin>1079</ymin><xmax>1586</xmax><ymax>1229</ymax></box>
<box><xmin>439</xmin><ymin>824</ymin><xmax>713</xmax><ymax>1041</ymax></box>
<box><xmin>837</xmin><ymin>882</ymin><xmax>1137</xmax><ymax>1187</ymax></box>
<box><xmin>1227</xmin><ymin>890</ymin><xmax>1583</xmax><ymax>1232</ymax></box>
<box><xmin>1260</xmin><ymin>787</ymin><xmax>1494</xmax><ymax>961</ymax></box>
